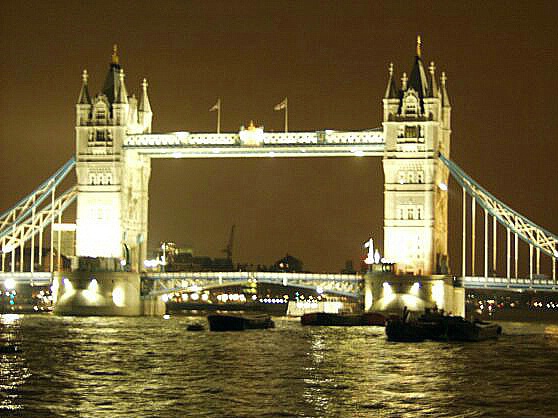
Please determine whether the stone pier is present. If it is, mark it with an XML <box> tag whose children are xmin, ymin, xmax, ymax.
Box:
<box><xmin>364</xmin><ymin>265</ymin><xmax>465</xmax><ymax>317</ymax></box>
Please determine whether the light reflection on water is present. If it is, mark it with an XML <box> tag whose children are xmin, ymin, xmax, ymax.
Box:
<box><xmin>0</xmin><ymin>315</ymin><xmax>557</xmax><ymax>417</ymax></box>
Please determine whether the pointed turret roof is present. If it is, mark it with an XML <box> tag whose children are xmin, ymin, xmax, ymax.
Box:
<box><xmin>115</xmin><ymin>69</ymin><xmax>129</xmax><ymax>104</ymax></box>
<box><xmin>384</xmin><ymin>63</ymin><xmax>399</xmax><ymax>99</ymax></box>
<box><xmin>138</xmin><ymin>78</ymin><xmax>152</xmax><ymax>112</ymax></box>
<box><xmin>408</xmin><ymin>36</ymin><xmax>429</xmax><ymax>99</ymax></box>
<box><xmin>441</xmin><ymin>72</ymin><xmax>450</xmax><ymax>107</ymax></box>
<box><xmin>77</xmin><ymin>69</ymin><xmax>91</xmax><ymax>105</ymax></box>
<box><xmin>427</xmin><ymin>62</ymin><xmax>438</xmax><ymax>98</ymax></box>
<box><xmin>102</xmin><ymin>44</ymin><xmax>123</xmax><ymax>104</ymax></box>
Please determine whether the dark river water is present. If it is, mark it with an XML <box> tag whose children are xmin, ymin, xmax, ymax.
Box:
<box><xmin>1</xmin><ymin>314</ymin><xmax>558</xmax><ymax>418</ymax></box>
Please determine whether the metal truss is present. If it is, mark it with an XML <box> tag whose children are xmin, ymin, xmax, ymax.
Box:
<box><xmin>0</xmin><ymin>158</ymin><xmax>76</xmax><ymax>236</ymax></box>
<box><xmin>1</xmin><ymin>186</ymin><xmax>78</xmax><ymax>253</ymax></box>
<box><xmin>440</xmin><ymin>153</ymin><xmax>558</xmax><ymax>260</ymax></box>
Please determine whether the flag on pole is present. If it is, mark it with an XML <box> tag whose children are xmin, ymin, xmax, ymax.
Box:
<box><xmin>274</xmin><ymin>97</ymin><xmax>287</xmax><ymax>111</ymax></box>
<box><xmin>210</xmin><ymin>98</ymin><xmax>220</xmax><ymax>112</ymax></box>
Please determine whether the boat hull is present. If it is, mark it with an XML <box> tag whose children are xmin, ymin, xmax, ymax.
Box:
<box><xmin>386</xmin><ymin>314</ymin><xmax>502</xmax><ymax>342</ymax></box>
<box><xmin>207</xmin><ymin>313</ymin><xmax>275</xmax><ymax>331</ymax></box>
<box><xmin>301</xmin><ymin>312</ymin><xmax>386</xmax><ymax>326</ymax></box>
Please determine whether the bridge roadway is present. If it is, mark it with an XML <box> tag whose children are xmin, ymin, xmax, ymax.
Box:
<box><xmin>141</xmin><ymin>271</ymin><xmax>362</xmax><ymax>298</ymax></box>
<box><xmin>2</xmin><ymin>271</ymin><xmax>557</xmax><ymax>294</ymax></box>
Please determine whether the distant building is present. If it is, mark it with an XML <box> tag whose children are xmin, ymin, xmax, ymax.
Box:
<box><xmin>274</xmin><ymin>254</ymin><xmax>303</xmax><ymax>273</ymax></box>
<box><xmin>3</xmin><ymin>247</ymin><xmax>71</xmax><ymax>272</ymax></box>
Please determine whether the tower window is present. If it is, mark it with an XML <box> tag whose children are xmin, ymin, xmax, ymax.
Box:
<box><xmin>405</xmin><ymin>126</ymin><xmax>418</xmax><ymax>138</ymax></box>
<box><xmin>407</xmin><ymin>208</ymin><xmax>414</xmax><ymax>220</ymax></box>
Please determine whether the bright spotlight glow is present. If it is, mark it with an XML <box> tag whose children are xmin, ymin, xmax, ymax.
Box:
<box><xmin>51</xmin><ymin>280</ymin><xmax>59</xmax><ymax>303</ymax></box>
<box><xmin>112</xmin><ymin>287</ymin><xmax>126</xmax><ymax>307</ymax></box>
<box><xmin>432</xmin><ymin>280</ymin><xmax>445</xmax><ymax>308</ymax></box>
<box><xmin>411</xmin><ymin>282</ymin><xmax>420</xmax><ymax>295</ymax></box>
<box><xmin>63</xmin><ymin>278</ymin><xmax>74</xmax><ymax>292</ymax></box>
<box><xmin>3</xmin><ymin>278</ymin><xmax>16</xmax><ymax>291</ymax></box>
<box><xmin>316</xmin><ymin>286</ymin><xmax>324</xmax><ymax>295</ymax></box>
<box><xmin>120</xmin><ymin>259</ymin><xmax>126</xmax><ymax>267</ymax></box>
<box><xmin>554</xmin><ymin>249</ymin><xmax>558</xmax><ymax>258</ymax></box>
<box><xmin>88</xmin><ymin>279</ymin><xmax>99</xmax><ymax>293</ymax></box>
<box><xmin>172</xmin><ymin>152</ymin><xmax>182</xmax><ymax>159</ymax></box>
<box><xmin>191</xmin><ymin>293</ymin><xmax>200</xmax><ymax>301</ymax></box>
<box><xmin>353</xmin><ymin>150</ymin><xmax>364</xmax><ymax>157</ymax></box>
<box><xmin>190</xmin><ymin>285</ymin><xmax>201</xmax><ymax>293</ymax></box>
<box><xmin>438</xmin><ymin>182</ymin><xmax>448</xmax><ymax>191</ymax></box>
<box><xmin>201</xmin><ymin>293</ymin><xmax>209</xmax><ymax>301</ymax></box>
<box><xmin>382</xmin><ymin>282</ymin><xmax>393</xmax><ymax>297</ymax></box>
<box><xmin>161</xmin><ymin>294</ymin><xmax>169</xmax><ymax>303</ymax></box>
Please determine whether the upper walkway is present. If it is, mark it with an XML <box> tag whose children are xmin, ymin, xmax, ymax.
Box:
<box><xmin>123</xmin><ymin>129</ymin><xmax>385</xmax><ymax>158</ymax></box>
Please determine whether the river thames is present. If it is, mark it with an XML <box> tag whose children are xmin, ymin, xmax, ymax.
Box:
<box><xmin>1</xmin><ymin>315</ymin><xmax>557</xmax><ymax>417</ymax></box>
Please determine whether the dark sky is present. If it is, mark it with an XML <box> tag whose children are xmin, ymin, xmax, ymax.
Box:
<box><xmin>1</xmin><ymin>1</ymin><xmax>557</xmax><ymax>273</ymax></box>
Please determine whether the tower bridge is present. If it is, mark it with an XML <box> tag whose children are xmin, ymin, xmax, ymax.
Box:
<box><xmin>1</xmin><ymin>39</ymin><xmax>556</xmax><ymax>316</ymax></box>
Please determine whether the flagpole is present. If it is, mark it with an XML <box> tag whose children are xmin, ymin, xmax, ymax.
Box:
<box><xmin>284</xmin><ymin>97</ymin><xmax>288</xmax><ymax>133</ymax></box>
<box><xmin>217</xmin><ymin>98</ymin><xmax>221</xmax><ymax>134</ymax></box>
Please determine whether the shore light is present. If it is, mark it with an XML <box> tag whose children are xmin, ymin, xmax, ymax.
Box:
<box><xmin>3</xmin><ymin>278</ymin><xmax>16</xmax><ymax>291</ymax></box>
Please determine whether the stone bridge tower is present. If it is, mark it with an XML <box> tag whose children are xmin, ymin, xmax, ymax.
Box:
<box><xmin>382</xmin><ymin>37</ymin><xmax>451</xmax><ymax>275</ymax></box>
<box><xmin>75</xmin><ymin>46</ymin><xmax>152</xmax><ymax>271</ymax></box>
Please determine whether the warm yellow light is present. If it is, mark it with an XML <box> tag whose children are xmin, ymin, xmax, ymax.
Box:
<box><xmin>88</xmin><ymin>279</ymin><xmax>99</xmax><ymax>293</ymax></box>
<box><xmin>432</xmin><ymin>280</ymin><xmax>445</xmax><ymax>308</ymax></box>
<box><xmin>63</xmin><ymin>278</ymin><xmax>74</xmax><ymax>292</ymax></box>
<box><xmin>113</xmin><ymin>287</ymin><xmax>126</xmax><ymax>307</ymax></box>
<box><xmin>3</xmin><ymin>278</ymin><xmax>16</xmax><ymax>291</ymax></box>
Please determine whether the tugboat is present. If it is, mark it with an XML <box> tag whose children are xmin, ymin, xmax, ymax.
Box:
<box><xmin>207</xmin><ymin>312</ymin><xmax>275</xmax><ymax>331</ymax></box>
<box><xmin>386</xmin><ymin>307</ymin><xmax>502</xmax><ymax>342</ymax></box>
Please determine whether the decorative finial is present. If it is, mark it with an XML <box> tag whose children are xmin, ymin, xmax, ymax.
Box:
<box><xmin>248</xmin><ymin>120</ymin><xmax>256</xmax><ymax>130</ymax></box>
<box><xmin>142</xmin><ymin>78</ymin><xmax>148</xmax><ymax>90</ymax></box>
<box><xmin>429</xmin><ymin>61</ymin><xmax>436</xmax><ymax>75</ymax></box>
<box><xmin>119</xmin><ymin>68</ymin><xmax>125</xmax><ymax>81</ymax></box>
<box><xmin>82</xmin><ymin>69</ymin><xmax>88</xmax><ymax>83</ymax></box>
<box><xmin>112</xmin><ymin>44</ymin><xmax>119</xmax><ymax>65</ymax></box>
<box><xmin>441</xmin><ymin>71</ymin><xmax>447</xmax><ymax>86</ymax></box>
<box><xmin>388</xmin><ymin>62</ymin><xmax>394</xmax><ymax>76</ymax></box>
<box><xmin>416</xmin><ymin>35</ymin><xmax>422</xmax><ymax>57</ymax></box>
<box><xmin>401</xmin><ymin>72</ymin><xmax>408</xmax><ymax>90</ymax></box>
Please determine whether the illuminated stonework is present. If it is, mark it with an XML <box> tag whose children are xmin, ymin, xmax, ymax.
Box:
<box><xmin>382</xmin><ymin>41</ymin><xmax>451</xmax><ymax>275</ymax></box>
<box><xmin>74</xmin><ymin>42</ymin><xmax>450</xmax><ymax>275</ymax></box>
<box><xmin>75</xmin><ymin>50</ymin><xmax>152</xmax><ymax>269</ymax></box>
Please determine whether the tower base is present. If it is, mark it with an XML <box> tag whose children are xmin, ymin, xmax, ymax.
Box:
<box><xmin>53</xmin><ymin>271</ymin><xmax>143</xmax><ymax>316</ymax></box>
<box><xmin>364</xmin><ymin>266</ymin><xmax>465</xmax><ymax>317</ymax></box>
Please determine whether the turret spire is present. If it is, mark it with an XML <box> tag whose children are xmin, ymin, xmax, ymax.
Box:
<box><xmin>428</xmin><ymin>61</ymin><xmax>438</xmax><ymax>98</ymax></box>
<box><xmin>408</xmin><ymin>36</ymin><xmax>428</xmax><ymax>99</ymax></box>
<box><xmin>138</xmin><ymin>78</ymin><xmax>152</xmax><ymax>113</ymax></box>
<box><xmin>115</xmin><ymin>69</ymin><xmax>128</xmax><ymax>104</ymax></box>
<box><xmin>401</xmin><ymin>72</ymin><xmax>408</xmax><ymax>90</ymax></box>
<box><xmin>112</xmin><ymin>44</ymin><xmax>119</xmax><ymax>65</ymax></box>
<box><xmin>384</xmin><ymin>63</ymin><xmax>399</xmax><ymax>99</ymax></box>
<box><xmin>77</xmin><ymin>69</ymin><xmax>91</xmax><ymax>105</ymax></box>
<box><xmin>441</xmin><ymin>71</ymin><xmax>450</xmax><ymax>106</ymax></box>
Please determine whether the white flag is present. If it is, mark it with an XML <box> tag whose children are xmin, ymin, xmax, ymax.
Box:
<box><xmin>210</xmin><ymin>98</ymin><xmax>220</xmax><ymax>112</ymax></box>
<box><xmin>274</xmin><ymin>97</ymin><xmax>287</xmax><ymax>111</ymax></box>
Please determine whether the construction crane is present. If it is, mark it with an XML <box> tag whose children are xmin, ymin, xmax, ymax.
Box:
<box><xmin>222</xmin><ymin>225</ymin><xmax>235</xmax><ymax>261</ymax></box>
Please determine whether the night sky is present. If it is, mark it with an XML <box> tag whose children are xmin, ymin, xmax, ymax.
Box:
<box><xmin>1</xmin><ymin>1</ymin><xmax>556</xmax><ymax>273</ymax></box>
